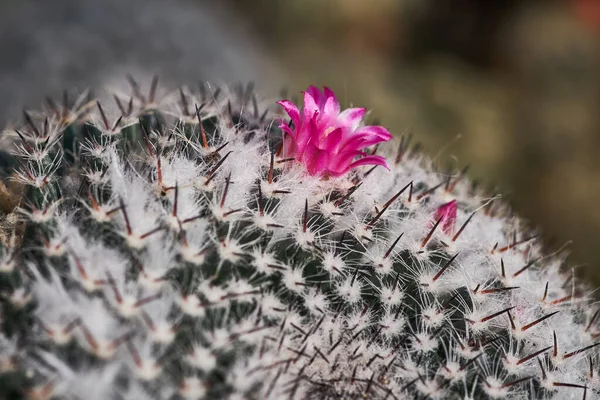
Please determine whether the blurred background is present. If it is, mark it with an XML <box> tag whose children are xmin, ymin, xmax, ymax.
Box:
<box><xmin>1</xmin><ymin>0</ymin><xmax>599</xmax><ymax>282</ymax></box>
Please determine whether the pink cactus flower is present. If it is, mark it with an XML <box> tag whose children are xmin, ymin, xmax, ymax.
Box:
<box><xmin>277</xmin><ymin>86</ymin><xmax>392</xmax><ymax>177</ymax></box>
<box><xmin>434</xmin><ymin>200</ymin><xmax>457</xmax><ymax>234</ymax></box>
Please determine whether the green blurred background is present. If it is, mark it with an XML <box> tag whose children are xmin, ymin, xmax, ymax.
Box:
<box><xmin>225</xmin><ymin>0</ymin><xmax>600</xmax><ymax>283</ymax></box>
<box><xmin>0</xmin><ymin>0</ymin><xmax>599</xmax><ymax>282</ymax></box>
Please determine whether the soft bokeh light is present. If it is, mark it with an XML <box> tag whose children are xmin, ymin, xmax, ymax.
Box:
<box><xmin>227</xmin><ymin>0</ymin><xmax>600</xmax><ymax>283</ymax></box>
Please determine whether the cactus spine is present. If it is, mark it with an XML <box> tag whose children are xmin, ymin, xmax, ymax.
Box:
<box><xmin>0</xmin><ymin>80</ymin><xmax>598</xmax><ymax>400</ymax></box>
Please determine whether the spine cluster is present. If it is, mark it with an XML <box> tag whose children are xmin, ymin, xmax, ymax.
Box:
<box><xmin>0</xmin><ymin>79</ymin><xmax>598</xmax><ymax>400</ymax></box>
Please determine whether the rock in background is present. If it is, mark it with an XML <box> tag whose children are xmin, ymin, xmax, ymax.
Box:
<box><xmin>0</xmin><ymin>0</ymin><xmax>281</xmax><ymax>126</ymax></box>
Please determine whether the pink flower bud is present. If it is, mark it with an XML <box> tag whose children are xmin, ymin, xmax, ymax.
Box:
<box><xmin>434</xmin><ymin>200</ymin><xmax>457</xmax><ymax>234</ymax></box>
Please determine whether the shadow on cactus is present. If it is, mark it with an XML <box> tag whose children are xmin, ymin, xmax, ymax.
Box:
<box><xmin>0</xmin><ymin>78</ymin><xmax>597</xmax><ymax>399</ymax></box>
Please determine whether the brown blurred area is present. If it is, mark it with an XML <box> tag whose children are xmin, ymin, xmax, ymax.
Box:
<box><xmin>0</xmin><ymin>0</ymin><xmax>599</xmax><ymax>283</ymax></box>
<box><xmin>225</xmin><ymin>0</ymin><xmax>600</xmax><ymax>282</ymax></box>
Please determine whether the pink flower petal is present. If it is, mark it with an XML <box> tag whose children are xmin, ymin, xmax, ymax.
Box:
<box><xmin>306</xmin><ymin>86</ymin><xmax>324</xmax><ymax>105</ymax></box>
<box><xmin>276</xmin><ymin>100</ymin><xmax>300</xmax><ymax>124</ymax></box>
<box><xmin>303</xmin><ymin>90</ymin><xmax>320</xmax><ymax>120</ymax></box>
<box><xmin>325</xmin><ymin>150</ymin><xmax>364</xmax><ymax>175</ymax></box>
<box><xmin>338</xmin><ymin>107</ymin><xmax>366</xmax><ymax>128</ymax></box>
<box><xmin>323</xmin><ymin>86</ymin><xmax>337</xmax><ymax>102</ymax></box>
<box><xmin>353</xmin><ymin>126</ymin><xmax>392</xmax><ymax>142</ymax></box>
<box><xmin>320</xmin><ymin>127</ymin><xmax>344</xmax><ymax>153</ymax></box>
<box><xmin>291</xmin><ymin>112</ymin><xmax>317</xmax><ymax>154</ymax></box>
<box><xmin>304</xmin><ymin>145</ymin><xmax>330</xmax><ymax>176</ymax></box>
<box><xmin>323</xmin><ymin>96</ymin><xmax>340</xmax><ymax>119</ymax></box>
<box><xmin>340</xmin><ymin>128</ymin><xmax>392</xmax><ymax>151</ymax></box>
<box><xmin>340</xmin><ymin>136</ymin><xmax>371</xmax><ymax>152</ymax></box>
<box><xmin>346</xmin><ymin>155</ymin><xmax>390</xmax><ymax>171</ymax></box>
<box><xmin>323</xmin><ymin>87</ymin><xmax>340</xmax><ymax>114</ymax></box>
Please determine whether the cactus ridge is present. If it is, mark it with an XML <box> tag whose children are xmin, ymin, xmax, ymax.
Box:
<box><xmin>0</xmin><ymin>79</ymin><xmax>598</xmax><ymax>400</ymax></box>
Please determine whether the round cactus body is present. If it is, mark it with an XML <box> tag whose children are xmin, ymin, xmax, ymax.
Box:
<box><xmin>0</xmin><ymin>80</ymin><xmax>597</xmax><ymax>400</ymax></box>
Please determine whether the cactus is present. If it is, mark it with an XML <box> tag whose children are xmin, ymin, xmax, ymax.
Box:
<box><xmin>0</xmin><ymin>79</ymin><xmax>598</xmax><ymax>400</ymax></box>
